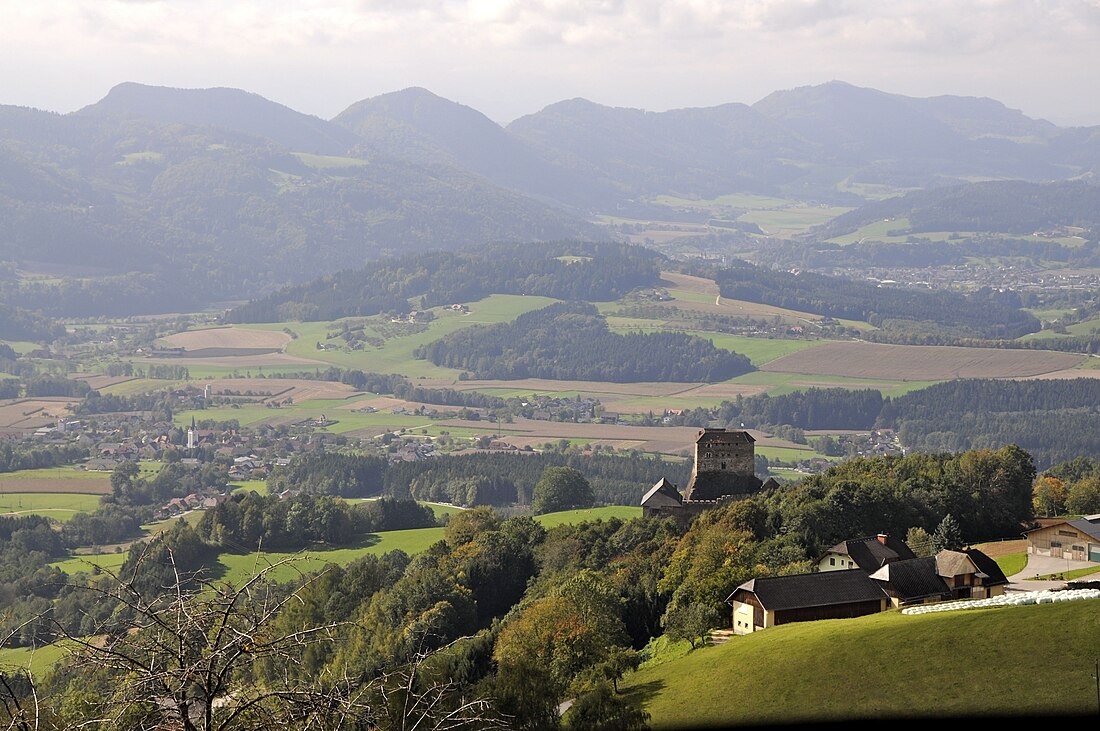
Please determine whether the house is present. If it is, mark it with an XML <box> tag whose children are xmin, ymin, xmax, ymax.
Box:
<box><xmin>868</xmin><ymin>548</ymin><xmax>1008</xmax><ymax>606</ymax></box>
<box><xmin>640</xmin><ymin>478</ymin><xmax>684</xmax><ymax>518</ymax></box>
<box><xmin>817</xmin><ymin>534</ymin><xmax>917</xmax><ymax>573</ymax></box>
<box><xmin>1024</xmin><ymin>515</ymin><xmax>1100</xmax><ymax>562</ymax></box>
<box><xmin>727</xmin><ymin>571</ymin><xmax>889</xmax><ymax>635</ymax></box>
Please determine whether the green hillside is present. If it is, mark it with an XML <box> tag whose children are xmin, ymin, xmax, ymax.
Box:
<box><xmin>624</xmin><ymin>599</ymin><xmax>1100</xmax><ymax>726</ymax></box>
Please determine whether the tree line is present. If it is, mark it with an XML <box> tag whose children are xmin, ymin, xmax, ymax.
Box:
<box><xmin>415</xmin><ymin>301</ymin><xmax>754</xmax><ymax>383</ymax></box>
<box><xmin>226</xmin><ymin>242</ymin><xmax>663</xmax><ymax>323</ymax></box>
<box><xmin>715</xmin><ymin>260</ymin><xmax>1039</xmax><ymax>340</ymax></box>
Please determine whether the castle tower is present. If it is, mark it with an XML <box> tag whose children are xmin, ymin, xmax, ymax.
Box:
<box><xmin>682</xmin><ymin>428</ymin><xmax>759</xmax><ymax>501</ymax></box>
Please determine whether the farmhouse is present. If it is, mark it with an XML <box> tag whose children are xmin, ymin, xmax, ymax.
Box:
<box><xmin>868</xmin><ymin>549</ymin><xmax>1009</xmax><ymax>606</ymax></box>
<box><xmin>642</xmin><ymin>429</ymin><xmax>768</xmax><ymax>520</ymax></box>
<box><xmin>817</xmin><ymin>534</ymin><xmax>916</xmax><ymax>573</ymax></box>
<box><xmin>1024</xmin><ymin>515</ymin><xmax>1100</xmax><ymax>562</ymax></box>
<box><xmin>728</xmin><ymin>571</ymin><xmax>889</xmax><ymax>635</ymax></box>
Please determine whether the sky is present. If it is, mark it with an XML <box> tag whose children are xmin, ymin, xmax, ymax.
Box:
<box><xmin>2</xmin><ymin>0</ymin><xmax>1099</xmax><ymax>126</ymax></box>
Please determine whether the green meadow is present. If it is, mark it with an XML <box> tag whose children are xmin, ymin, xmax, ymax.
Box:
<box><xmin>624</xmin><ymin>599</ymin><xmax>1100</xmax><ymax>726</ymax></box>
<box><xmin>0</xmin><ymin>493</ymin><xmax>102</xmax><ymax>522</ymax></box>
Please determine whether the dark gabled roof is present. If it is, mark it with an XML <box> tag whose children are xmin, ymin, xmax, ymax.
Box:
<box><xmin>868</xmin><ymin>557</ymin><xmax>951</xmax><ymax>603</ymax></box>
<box><xmin>1066</xmin><ymin>517</ymin><xmax>1100</xmax><ymax>543</ymax></box>
<box><xmin>728</xmin><ymin>571</ymin><xmax>887</xmax><ymax>612</ymax></box>
<box><xmin>823</xmin><ymin>535</ymin><xmax>917</xmax><ymax>572</ymax></box>
<box><xmin>641</xmin><ymin>478</ymin><xmax>682</xmax><ymax>508</ymax></box>
<box><xmin>695</xmin><ymin>428</ymin><xmax>754</xmax><ymax>445</ymax></box>
<box><xmin>963</xmin><ymin>548</ymin><xmax>1009</xmax><ymax>586</ymax></box>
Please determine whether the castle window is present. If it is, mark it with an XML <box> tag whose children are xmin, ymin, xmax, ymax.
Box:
<box><xmin>721</xmin><ymin>463</ymin><xmax>726</xmax><ymax>470</ymax></box>
<box><xmin>829</xmin><ymin>558</ymin><xmax>835</xmax><ymax>566</ymax></box>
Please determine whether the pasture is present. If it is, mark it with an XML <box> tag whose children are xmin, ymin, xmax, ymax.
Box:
<box><xmin>0</xmin><ymin>466</ymin><xmax>112</xmax><ymax>496</ymax></box>
<box><xmin>624</xmin><ymin>599</ymin><xmax>1100</xmax><ymax>726</ymax></box>
<box><xmin>0</xmin><ymin>492</ymin><xmax>102</xmax><ymax>522</ymax></box>
<box><xmin>761</xmin><ymin>341</ymin><xmax>1084</xmax><ymax>381</ymax></box>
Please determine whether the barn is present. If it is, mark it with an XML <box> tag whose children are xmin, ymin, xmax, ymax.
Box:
<box><xmin>727</xmin><ymin>571</ymin><xmax>888</xmax><ymax>635</ymax></box>
<box><xmin>1024</xmin><ymin>515</ymin><xmax>1100</xmax><ymax>562</ymax></box>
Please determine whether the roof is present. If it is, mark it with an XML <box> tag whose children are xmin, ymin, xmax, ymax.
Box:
<box><xmin>728</xmin><ymin>571</ymin><xmax>886</xmax><ymax>612</ymax></box>
<box><xmin>963</xmin><ymin>548</ymin><xmax>1009</xmax><ymax>586</ymax></box>
<box><xmin>935</xmin><ymin>550</ymin><xmax>978</xmax><ymax>578</ymax></box>
<box><xmin>868</xmin><ymin>557</ymin><xmax>951</xmax><ymax>603</ymax></box>
<box><xmin>641</xmin><ymin>478</ymin><xmax>682</xmax><ymax>508</ymax></box>
<box><xmin>695</xmin><ymin>428</ymin><xmax>755</xmax><ymax>445</ymax></box>
<box><xmin>823</xmin><ymin>535</ymin><xmax>917</xmax><ymax>572</ymax></box>
<box><xmin>1066</xmin><ymin>517</ymin><xmax>1100</xmax><ymax>543</ymax></box>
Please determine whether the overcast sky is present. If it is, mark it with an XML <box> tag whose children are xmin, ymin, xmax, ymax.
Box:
<box><xmin>2</xmin><ymin>0</ymin><xmax>1098</xmax><ymax>126</ymax></box>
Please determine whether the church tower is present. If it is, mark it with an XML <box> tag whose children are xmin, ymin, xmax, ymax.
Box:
<box><xmin>187</xmin><ymin>416</ymin><xmax>196</xmax><ymax>450</ymax></box>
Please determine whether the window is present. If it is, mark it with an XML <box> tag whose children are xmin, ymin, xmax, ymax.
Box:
<box><xmin>830</xmin><ymin>558</ymin><xmax>835</xmax><ymax>566</ymax></box>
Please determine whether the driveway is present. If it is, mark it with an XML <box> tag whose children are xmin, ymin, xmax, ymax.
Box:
<box><xmin>1005</xmin><ymin>552</ymin><xmax>1100</xmax><ymax>593</ymax></box>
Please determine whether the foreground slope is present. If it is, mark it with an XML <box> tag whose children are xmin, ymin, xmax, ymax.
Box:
<box><xmin>625</xmin><ymin>599</ymin><xmax>1100</xmax><ymax>726</ymax></box>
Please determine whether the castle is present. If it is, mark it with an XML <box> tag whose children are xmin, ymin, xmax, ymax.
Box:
<box><xmin>641</xmin><ymin>428</ymin><xmax>775</xmax><ymax>520</ymax></box>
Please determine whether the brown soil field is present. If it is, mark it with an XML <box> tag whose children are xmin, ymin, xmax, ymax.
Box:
<box><xmin>143</xmin><ymin>353</ymin><xmax>328</xmax><ymax>368</ymax></box>
<box><xmin>669</xmin><ymin>383</ymin><xmax>769</xmax><ymax>400</ymax></box>
<box><xmin>1019</xmin><ymin>367</ymin><xmax>1100</xmax><ymax>381</ymax></box>
<box><xmin>0</xmin><ymin>398</ymin><xmax>81</xmax><ymax>429</ymax></box>
<box><xmin>435</xmin><ymin>419</ymin><xmax>805</xmax><ymax>455</ymax></box>
<box><xmin>199</xmin><ymin>378</ymin><xmax>361</xmax><ymax>403</ymax></box>
<box><xmin>971</xmin><ymin>539</ymin><xmax>1026</xmax><ymax>559</ymax></box>
<box><xmin>761</xmin><ymin>341</ymin><xmax>1084</xmax><ymax>380</ymax></box>
<box><xmin>0</xmin><ymin>478</ymin><xmax>111</xmax><ymax>495</ymax></box>
<box><xmin>70</xmin><ymin>374</ymin><xmax>136</xmax><ymax>390</ymax></box>
<box><xmin>661</xmin><ymin>272</ymin><xmax>719</xmax><ymax>295</ymax></box>
<box><xmin>161</xmin><ymin>327</ymin><xmax>292</xmax><ymax>351</ymax></box>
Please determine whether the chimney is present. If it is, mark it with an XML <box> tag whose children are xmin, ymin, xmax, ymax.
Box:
<box><xmin>876</xmin><ymin>533</ymin><xmax>888</xmax><ymax>545</ymax></box>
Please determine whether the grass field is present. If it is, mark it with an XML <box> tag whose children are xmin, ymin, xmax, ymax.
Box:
<box><xmin>623</xmin><ymin>598</ymin><xmax>1100</xmax><ymax>726</ymax></box>
<box><xmin>0</xmin><ymin>466</ymin><xmax>112</xmax><ymax>495</ymax></box>
<box><xmin>533</xmin><ymin>506</ymin><xmax>641</xmax><ymax>527</ymax></box>
<box><xmin>0</xmin><ymin>492</ymin><xmax>102</xmax><ymax>522</ymax></box>
<box><xmin>0</xmin><ymin>640</ymin><xmax>76</xmax><ymax>678</ymax></box>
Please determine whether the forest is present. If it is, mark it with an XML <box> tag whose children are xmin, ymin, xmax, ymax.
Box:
<box><xmin>414</xmin><ymin>301</ymin><xmax>754</xmax><ymax>382</ymax></box>
<box><xmin>715</xmin><ymin>260</ymin><xmax>1040</xmax><ymax>340</ymax></box>
<box><xmin>0</xmin><ymin>443</ymin><xmax>1046</xmax><ymax>729</ymax></box>
<box><xmin>270</xmin><ymin>449</ymin><xmax>694</xmax><ymax>507</ymax></box>
<box><xmin>226</xmin><ymin>242</ymin><xmax>662</xmax><ymax>323</ymax></box>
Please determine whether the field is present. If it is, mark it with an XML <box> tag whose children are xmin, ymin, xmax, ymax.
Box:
<box><xmin>0</xmin><ymin>466</ymin><xmax>111</xmax><ymax>495</ymax></box>
<box><xmin>533</xmin><ymin>506</ymin><xmax>641</xmax><ymax>527</ymax></box>
<box><xmin>624</xmin><ymin>598</ymin><xmax>1100</xmax><ymax>726</ymax></box>
<box><xmin>160</xmin><ymin>326</ymin><xmax>292</xmax><ymax>352</ymax></box>
<box><xmin>0</xmin><ymin>492</ymin><xmax>102</xmax><ymax>522</ymax></box>
<box><xmin>761</xmin><ymin>341</ymin><xmax>1084</xmax><ymax>380</ymax></box>
<box><xmin>0</xmin><ymin>397</ymin><xmax>81</xmax><ymax>431</ymax></box>
<box><xmin>198</xmin><ymin>377</ymin><xmax>363</xmax><ymax>404</ymax></box>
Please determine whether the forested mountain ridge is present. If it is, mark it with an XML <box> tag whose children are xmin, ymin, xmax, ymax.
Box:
<box><xmin>225</xmin><ymin>242</ymin><xmax>663</xmax><ymax>323</ymax></box>
<box><xmin>0</xmin><ymin>101</ymin><xmax>598</xmax><ymax>315</ymax></box>
<box><xmin>811</xmin><ymin>179</ymin><xmax>1100</xmax><ymax>240</ymax></box>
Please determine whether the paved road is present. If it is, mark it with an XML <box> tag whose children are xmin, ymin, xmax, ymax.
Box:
<box><xmin>1005</xmin><ymin>552</ymin><xmax>1099</xmax><ymax>592</ymax></box>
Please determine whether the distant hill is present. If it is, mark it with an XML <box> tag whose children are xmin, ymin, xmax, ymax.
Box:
<box><xmin>752</xmin><ymin>80</ymin><xmax>1068</xmax><ymax>183</ymax></box>
<box><xmin>3</xmin><ymin>80</ymin><xmax>1100</xmax><ymax>315</ymax></box>
<box><xmin>226</xmin><ymin>242</ymin><xmax>663</xmax><ymax>323</ymax></box>
<box><xmin>815</xmin><ymin>179</ymin><xmax>1100</xmax><ymax>239</ymax></box>
<box><xmin>80</xmin><ymin>82</ymin><xmax>360</xmax><ymax>155</ymax></box>
<box><xmin>333</xmin><ymin>87</ymin><xmax>605</xmax><ymax>208</ymax></box>
<box><xmin>507</xmin><ymin>98</ymin><xmax>813</xmax><ymax>202</ymax></box>
<box><xmin>0</xmin><ymin>96</ymin><xmax>599</xmax><ymax>316</ymax></box>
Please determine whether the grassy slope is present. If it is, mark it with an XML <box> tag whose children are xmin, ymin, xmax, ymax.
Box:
<box><xmin>0</xmin><ymin>493</ymin><xmax>102</xmax><ymax>522</ymax></box>
<box><xmin>625</xmin><ymin>599</ymin><xmax>1100</xmax><ymax>726</ymax></box>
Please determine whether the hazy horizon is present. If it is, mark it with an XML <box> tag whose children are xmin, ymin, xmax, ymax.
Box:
<box><xmin>2</xmin><ymin>0</ymin><xmax>1099</xmax><ymax>127</ymax></box>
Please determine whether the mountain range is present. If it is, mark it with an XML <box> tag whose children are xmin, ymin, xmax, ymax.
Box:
<box><xmin>0</xmin><ymin>80</ymin><xmax>1097</xmax><ymax>314</ymax></box>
